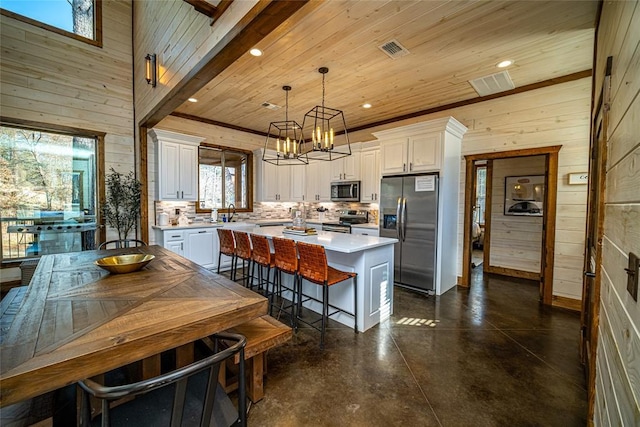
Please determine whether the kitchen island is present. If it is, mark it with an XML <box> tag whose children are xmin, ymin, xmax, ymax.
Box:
<box><xmin>250</xmin><ymin>226</ymin><xmax>397</xmax><ymax>332</ymax></box>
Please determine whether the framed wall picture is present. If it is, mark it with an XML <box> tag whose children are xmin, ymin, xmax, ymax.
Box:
<box><xmin>504</xmin><ymin>175</ymin><xmax>544</xmax><ymax>216</ymax></box>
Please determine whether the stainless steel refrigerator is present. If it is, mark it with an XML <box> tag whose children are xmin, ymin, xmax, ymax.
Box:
<box><xmin>379</xmin><ymin>174</ymin><xmax>439</xmax><ymax>293</ymax></box>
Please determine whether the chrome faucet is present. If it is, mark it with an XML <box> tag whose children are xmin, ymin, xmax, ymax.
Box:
<box><xmin>228</xmin><ymin>204</ymin><xmax>236</xmax><ymax>222</ymax></box>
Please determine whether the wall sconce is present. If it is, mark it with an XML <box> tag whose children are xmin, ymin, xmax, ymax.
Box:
<box><xmin>145</xmin><ymin>53</ymin><xmax>157</xmax><ymax>87</ymax></box>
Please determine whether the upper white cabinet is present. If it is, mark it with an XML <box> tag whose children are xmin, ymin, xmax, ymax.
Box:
<box><xmin>290</xmin><ymin>165</ymin><xmax>306</xmax><ymax>202</ymax></box>
<box><xmin>257</xmin><ymin>150</ymin><xmax>293</xmax><ymax>202</ymax></box>
<box><xmin>305</xmin><ymin>161</ymin><xmax>332</xmax><ymax>202</ymax></box>
<box><xmin>330</xmin><ymin>150</ymin><xmax>360</xmax><ymax>181</ymax></box>
<box><xmin>360</xmin><ymin>146</ymin><xmax>380</xmax><ymax>203</ymax></box>
<box><xmin>379</xmin><ymin>133</ymin><xmax>441</xmax><ymax>175</ymax></box>
<box><xmin>375</xmin><ymin>118</ymin><xmax>467</xmax><ymax>176</ymax></box>
<box><xmin>149</xmin><ymin>129</ymin><xmax>204</xmax><ymax>201</ymax></box>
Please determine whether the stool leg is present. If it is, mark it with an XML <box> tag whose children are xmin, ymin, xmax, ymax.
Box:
<box><xmin>321</xmin><ymin>282</ymin><xmax>328</xmax><ymax>350</ymax></box>
<box><xmin>217</xmin><ymin>252</ymin><xmax>222</xmax><ymax>275</ymax></box>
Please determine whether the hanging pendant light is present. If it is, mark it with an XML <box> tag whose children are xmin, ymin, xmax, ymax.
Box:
<box><xmin>263</xmin><ymin>86</ymin><xmax>308</xmax><ymax>165</ymax></box>
<box><xmin>300</xmin><ymin>67</ymin><xmax>350</xmax><ymax>161</ymax></box>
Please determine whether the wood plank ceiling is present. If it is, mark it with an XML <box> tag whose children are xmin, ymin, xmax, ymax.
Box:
<box><xmin>171</xmin><ymin>0</ymin><xmax>598</xmax><ymax>146</ymax></box>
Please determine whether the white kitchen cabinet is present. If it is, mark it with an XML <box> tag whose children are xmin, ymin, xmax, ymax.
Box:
<box><xmin>378</xmin><ymin>129</ymin><xmax>441</xmax><ymax>175</ymax></box>
<box><xmin>330</xmin><ymin>151</ymin><xmax>360</xmax><ymax>181</ymax></box>
<box><xmin>305</xmin><ymin>161</ymin><xmax>332</xmax><ymax>202</ymax></box>
<box><xmin>149</xmin><ymin>129</ymin><xmax>204</xmax><ymax>201</ymax></box>
<box><xmin>258</xmin><ymin>153</ymin><xmax>292</xmax><ymax>202</ymax></box>
<box><xmin>155</xmin><ymin>226</ymin><xmax>218</xmax><ymax>269</ymax></box>
<box><xmin>157</xmin><ymin>229</ymin><xmax>185</xmax><ymax>257</ymax></box>
<box><xmin>184</xmin><ymin>228</ymin><xmax>217</xmax><ymax>269</ymax></box>
<box><xmin>290</xmin><ymin>165</ymin><xmax>306</xmax><ymax>202</ymax></box>
<box><xmin>360</xmin><ymin>148</ymin><xmax>380</xmax><ymax>203</ymax></box>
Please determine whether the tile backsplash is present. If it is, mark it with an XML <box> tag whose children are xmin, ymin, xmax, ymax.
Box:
<box><xmin>154</xmin><ymin>201</ymin><xmax>379</xmax><ymax>226</ymax></box>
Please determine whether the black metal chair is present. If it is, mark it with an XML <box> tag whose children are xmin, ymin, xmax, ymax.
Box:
<box><xmin>78</xmin><ymin>333</ymin><xmax>247</xmax><ymax>427</ymax></box>
<box><xmin>98</xmin><ymin>239</ymin><xmax>147</xmax><ymax>250</ymax></box>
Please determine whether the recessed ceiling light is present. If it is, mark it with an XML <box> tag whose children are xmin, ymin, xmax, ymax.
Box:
<box><xmin>249</xmin><ymin>48</ymin><xmax>263</xmax><ymax>57</ymax></box>
<box><xmin>362</xmin><ymin>103</ymin><xmax>372</xmax><ymax>109</ymax></box>
<box><xmin>496</xmin><ymin>60</ymin><xmax>513</xmax><ymax>68</ymax></box>
<box><xmin>188</xmin><ymin>97</ymin><xmax>198</xmax><ymax>103</ymax></box>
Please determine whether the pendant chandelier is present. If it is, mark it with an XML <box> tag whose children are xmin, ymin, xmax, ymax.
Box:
<box><xmin>300</xmin><ymin>67</ymin><xmax>351</xmax><ymax>161</ymax></box>
<box><xmin>262</xmin><ymin>86</ymin><xmax>308</xmax><ymax>165</ymax></box>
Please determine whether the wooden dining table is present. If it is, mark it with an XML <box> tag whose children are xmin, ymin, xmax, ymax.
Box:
<box><xmin>0</xmin><ymin>245</ymin><xmax>267</xmax><ymax>408</ymax></box>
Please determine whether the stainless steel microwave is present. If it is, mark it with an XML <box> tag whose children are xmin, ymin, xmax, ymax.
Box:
<box><xmin>331</xmin><ymin>181</ymin><xmax>360</xmax><ymax>202</ymax></box>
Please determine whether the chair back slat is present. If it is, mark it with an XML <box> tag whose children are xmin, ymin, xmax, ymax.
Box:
<box><xmin>99</xmin><ymin>239</ymin><xmax>147</xmax><ymax>250</ymax></box>
<box><xmin>233</xmin><ymin>231</ymin><xmax>252</xmax><ymax>260</ymax></box>
<box><xmin>250</xmin><ymin>234</ymin><xmax>272</xmax><ymax>266</ymax></box>
<box><xmin>217</xmin><ymin>229</ymin><xmax>235</xmax><ymax>256</ymax></box>
<box><xmin>272</xmin><ymin>237</ymin><xmax>298</xmax><ymax>274</ymax></box>
<box><xmin>296</xmin><ymin>241</ymin><xmax>328</xmax><ymax>284</ymax></box>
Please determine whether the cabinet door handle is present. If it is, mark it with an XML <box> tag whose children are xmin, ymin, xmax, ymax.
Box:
<box><xmin>403</xmin><ymin>163</ymin><xmax>406</xmax><ymax>172</ymax></box>
<box><xmin>181</xmin><ymin>243</ymin><xmax>183</xmax><ymax>251</ymax></box>
<box><xmin>181</xmin><ymin>191</ymin><xmax>184</xmax><ymax>198</ymax></box>
<box><xmin>171</xmin><ymin>235</ymin><xmax>180</xmax><ymax>238</ymax></box>
<box><xmin>198</xmin><ymin>230</ymin><xmax>207</xmax><ymax>234</ymax></box>
<box><xmin>409</xmin><ymin>162</ymin><xmax>413</xmax><ymax>171</ymax></box>
<box><xmin>176</xmin><ymin>191</ymin><xmax>180</xmax><ymax>198</ymax></box>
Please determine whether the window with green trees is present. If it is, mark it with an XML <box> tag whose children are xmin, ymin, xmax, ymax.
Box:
<box><xmin>0</xmin><ymin>125</ymin><xmax>98</xmax><ymax>261</ymax></box>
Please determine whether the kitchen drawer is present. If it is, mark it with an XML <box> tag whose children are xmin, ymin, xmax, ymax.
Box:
<box><xmin>163</xmin><ymin>230</ymin><xmax>185</xmax><ymax>242</ymax></box>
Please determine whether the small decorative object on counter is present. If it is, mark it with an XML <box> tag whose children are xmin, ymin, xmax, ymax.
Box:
<box><xmin>222</xmin><ymin>214</ymin><xmax>227</xmax><ymax>223</ymax></box>
<box><xmin>158</xmin><ymin>212</ymin><xmax>169</xmax><ymax>226</ymax></box>
<box><xmin>211</xmin><ymin>208</ymin><xmax>218</xmax><ymax>222</ymax></box>
<box><xmin>292</xmin><ymin>210</ymin><xmax>306</xmax><ymax>230</ymax></box>
<box><xmin>177</xmin><ymin>210</ymin><xmax>189</xmax><ymax>226</ymax></box>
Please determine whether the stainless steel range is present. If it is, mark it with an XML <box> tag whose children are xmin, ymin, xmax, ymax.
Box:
<box><xmin>321</xmin><ymin>210</ymin><xmax>368</xmax><ymax>234</ymax></box>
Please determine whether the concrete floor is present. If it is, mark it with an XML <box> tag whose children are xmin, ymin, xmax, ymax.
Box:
<box><xmin>246</xmin><ymin>266</ymin><xmax>587</xmax><ymax>426</ymax></box>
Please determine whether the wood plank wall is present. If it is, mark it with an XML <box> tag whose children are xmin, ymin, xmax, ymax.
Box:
<box><xmin>132</xmin><ymin>0</ymin><xmax>258</xmax><ymax>122</ymax></box>
<box><xmin>0</xmin><ymin>0</ymin><xmax>134</xmax><ymax>248</ymax></box>
<box><xmin>0</xmin><ymin>1</ymin><xmax>133</xmax><ymax>170</ymax></box>
<box><xmin>592</xmin><ymin>1</ymin><xmax>640</xmax><ymax>425</ymax></box>
<box><xmin>488</xmin><ymin>156</ymin><xmax>545</xmax><ymax>274</ymax></box>
<box><xmin>356</xmin><ymin>77</ymin><xmax>591</xmax><ymax>300</ymax></box>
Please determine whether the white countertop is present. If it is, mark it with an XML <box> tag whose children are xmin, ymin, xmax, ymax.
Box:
<box><xmin>251</xmin><ymin>226</ymin><xmax>397</xmax><ymax>254</ymax></box>
<box><xmin>153</xmin><ymin>218</ymin><xmax>326</xmax><ymax>231</ymax></box>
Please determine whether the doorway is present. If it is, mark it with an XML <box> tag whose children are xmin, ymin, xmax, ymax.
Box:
<box><xmin>471</xmin><ymin>161</ymin><xmax>488</xmax><ymax>270</ymax></box>
<box><xmin>461</xmin><ymin>146</ymin><xmax>561</xmax><ymax>305</ymax></box>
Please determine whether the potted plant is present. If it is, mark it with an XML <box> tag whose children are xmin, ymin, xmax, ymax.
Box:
<box><xmin>102</xmin><ymin>167</ymin><xmax>142</xmax><ymax>241</ymax></box>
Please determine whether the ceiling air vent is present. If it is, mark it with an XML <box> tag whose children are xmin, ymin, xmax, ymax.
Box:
<box><xmin>469</xmin><ymin>70</ymin><xmax>515</xmax><ymax>96</ymax></box>
<box><xmin>261</xmin><ymin>102</ymin><xmax>281</xmax><ymax>111</ymax></box>
<box><xmin>378</xmin><ymin>39</ymin><xmax>410</xmax><ymax>59</ymax></box>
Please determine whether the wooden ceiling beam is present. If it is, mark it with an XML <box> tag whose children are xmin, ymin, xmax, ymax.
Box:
<box><xmin>141</xmin><ymin>0</ymin><xmax>311</xmax><ymax>129</ymax></box>
<box><xmin>182</xmin><ymin>0</ymin><xmax>234</xmax><ymax>23</ymax></box>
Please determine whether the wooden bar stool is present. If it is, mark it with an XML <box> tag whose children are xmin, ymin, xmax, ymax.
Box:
<box><xmin>232</xmin><ymin>230</ymin><xmax>252</xmax><ymax>286</ymax></box>
<box><xmin>216</xmin><ymin>228</ymin><xmax>236</xmax><ymax>279</ymax></box>
<box><xmin>268</xmin><ymin>237</ymin><xmax>299</xmax><ymax>326</ymax></box>
<box><xmin>295</xmin><ymin>241</ymin><xmax>358</xmax><ymax>349</ymax></box>
<box><xmin>248</xmin><ymin>233</ymin><xmax>275</xmax><ymax>293</ymax></box>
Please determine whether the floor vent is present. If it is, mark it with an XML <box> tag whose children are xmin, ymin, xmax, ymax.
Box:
<box><xmin>469</xmin><ymin>70</ymin><xmax>515</xmax><ymax>96</ymax></box>
<box><xmin>261</xmin><ymin>102</ymin><xmax>281</xmax><ymax>110</ymax></box>
<box><xmin>378</xmin><ymin>39</ymin><xmax>410</xmax><ymax>59</ymax></box>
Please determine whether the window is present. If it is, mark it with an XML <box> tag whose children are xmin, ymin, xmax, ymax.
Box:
<box><xmin>474</xmin><ymin>166</ymin><xmax>487</xmax><ymax>225</ymax></box>
<box><xmin>198</xmin><ymin>145</ymin><xmax>252</xmax><ymax>212</ymax></box>
<box><xmin>0</xmin><ymin>125</ymin><xmax>100</xmax><ymax>262</ymax></box>
<box><xmin>0</xmin><ymin>0</ymin><xmax>101</xmax><ymax>46</ymax></box>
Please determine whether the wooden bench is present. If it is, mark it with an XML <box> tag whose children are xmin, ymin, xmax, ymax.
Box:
<box><xmin>219</xmin><ymin>315</ymin><xmax>292</xmax><ymax>403</ymax></box>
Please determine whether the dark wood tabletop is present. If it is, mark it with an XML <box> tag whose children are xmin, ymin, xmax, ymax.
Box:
<box><xmin>0</xmin><ymin>245</ymin><xmax>267</xmax><ymax>407</ymax></box>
